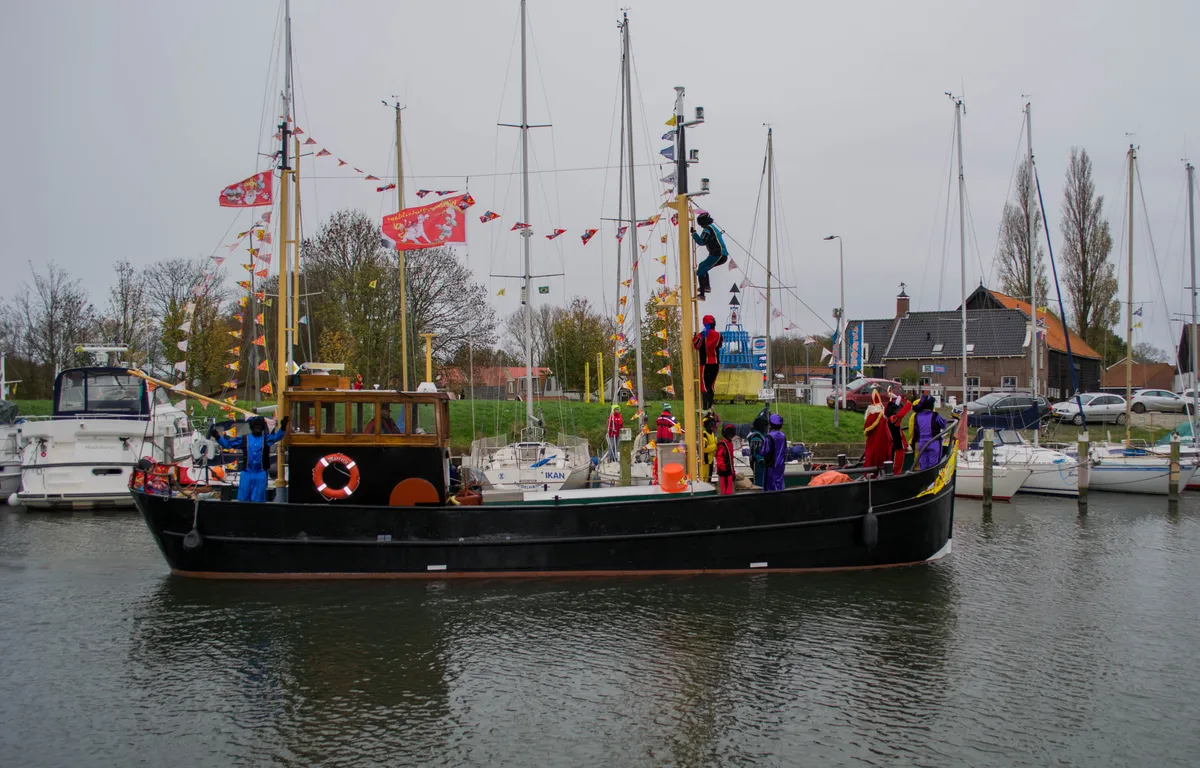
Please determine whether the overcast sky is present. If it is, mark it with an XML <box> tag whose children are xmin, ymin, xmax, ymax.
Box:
<box><xmin>4</xmin><ymin>0</ymin><xmax>1199</xmax><ymax>360</ymax></box>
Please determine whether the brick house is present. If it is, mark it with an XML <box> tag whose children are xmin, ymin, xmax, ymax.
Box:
<box><xmin>1100</xmin><ymin>359</ymin><xmax>1176</xmax><ymax>392</ymax></box>
<box><xmin>844</xmin><ymin>285</ymin><xmax>1100</xmax><ymax>402</ymax></box>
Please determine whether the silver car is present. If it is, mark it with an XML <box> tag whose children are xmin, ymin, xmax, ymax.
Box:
<box><xmin>1051</xmin><ymin>392</ymin><xmax>1127</xmax><ymax>425</ymax></box>
<box><xmin>1130</xmin><ymin>389</ymin><xmax>1190</xmax><ymax>414</ymax></box>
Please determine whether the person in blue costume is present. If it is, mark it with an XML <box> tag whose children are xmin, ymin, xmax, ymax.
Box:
<box><xmin>210</xmin><ymin>415</ymin><xmax>288</xmax><ymax>502</ymax></box>
<box><xmin>690</xmin><ymin>212</ymin><xmax>728</xmax><ymax>300</ymax></box>
<box><xmin>763</xmin><ymin>413</ymin><xmax>787</xmax><ymax>492</ymax></box>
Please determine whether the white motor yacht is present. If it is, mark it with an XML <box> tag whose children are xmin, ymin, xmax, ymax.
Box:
<box><xmin>13</xmin><ymin>367</ymin><xmax>193</xmax><ymax>509</ymax></box>
<box><xmin>1076</xmin><ymin>442</ymin><xmax>1196</xmax><ymax>495</ymax></box>
<box><xmin>965</xmin><ymin>429</ymin><xmax>1079</xmax><ymax>497</ymax></box>
<box><xmin>0</xmin><ymin>401</ymin><xmax>21</xmax><ymax>499</ymax></box>
<box><xmin>462</xmin><ymin>427</ymin><xmax>592</xmax><ymax>492</ymax></box>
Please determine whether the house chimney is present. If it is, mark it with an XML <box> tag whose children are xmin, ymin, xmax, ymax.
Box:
<box><xmin>896</xmin><ymin>284</ymin><xmax>910</xmax><ymax>319</ymax></box>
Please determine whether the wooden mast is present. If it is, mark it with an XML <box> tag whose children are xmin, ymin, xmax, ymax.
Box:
<box><xmin>671</xmin><ymin>87</ymin><xmax>699</xmax><ymax>480</ymax></box>
<box><xmin>274</xmin><ymin>0</ymin><xmax>294</xmax><ymax>488</ymax></box>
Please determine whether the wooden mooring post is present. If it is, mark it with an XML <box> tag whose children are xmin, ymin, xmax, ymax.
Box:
<box><xmin>1169</xmin><ymin>435</ymin><xmax>1181</xmax><ymax>501</ymax></box>
<box><xmin>982</xmin><ymin>429</ymin><xmax>994</xmax><ymax>510</ymax></box>
<box><xmin>1077</xmin><ymin>432</ymin><xmax>1089</xmax><ymax>512</ymax></box>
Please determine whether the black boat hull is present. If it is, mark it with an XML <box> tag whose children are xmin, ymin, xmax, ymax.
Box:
<box><xmin>133</xmin><ymin>459</ymin><xmax>955</xmax><ymax>578</ymax></box>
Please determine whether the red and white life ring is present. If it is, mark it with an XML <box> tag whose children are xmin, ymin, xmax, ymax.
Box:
<box><xmin>313</xmin><ymin>453</ymin><xmax>360</xmax><ymax>500</ymax></box>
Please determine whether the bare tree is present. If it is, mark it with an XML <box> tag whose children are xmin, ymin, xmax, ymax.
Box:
<box><xmin>1132</xmin><ymin>341</ymin><xmax>1169</xmax><ymax>364</ymax></box>
<box><xmin>100</xmin><ymin>259</ymin><xmax>151</xmax><ymax>365</ymax></box>
<box><xmin>997</xmin><ymin>160</ymin><xmax>1049</xmax><ymax>304</ymax></box>
<box><xmin>14</xmin><ymin>262</ymin><xmax>97</xmax><ymax>392</ymax></box>
<box><xmin>1060</xmin><ymin>148</ymin><xmax>1118</xmax><ymax>347</ymax></box>
<box><xmin>505</xmin><ymin>304</ymin><xmax>558</xmax><ymax>367</ymax></box>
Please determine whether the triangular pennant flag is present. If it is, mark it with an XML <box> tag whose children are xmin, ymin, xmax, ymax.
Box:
<box><xmin>655</xmin><ymin>349</ymin><xmax>670</xmax><ymax>357</ymax></box>
<box><xmin>637</xmin><ymin>215</ymin><xmax>660</xmax><ymax>228</ymax></box>
<box><xmin>545</xmin><ymin>229</ymin><xmax>567</xmax><ymax>240</ymax></box>
<box><xmin>238</xmin><ymin>296</ymin><xmax>248</xmax><ymax>307</ymax></box>
<box><xmin>616</xmin><ymin>313</ymin><xmax>626</xmax><ymax>324</ymax></box>
<box><xmin>238</xmin><ymin>280</ymin><xmax>252</xmax><ymax>290</ymax></box>
<box><xmin>416</xmin><ymin>190</ymin><xmax>432</xmax><ymax>198</ymax></box>
<box><xmin>254</xmin><ymin>291</ymin><xmax>265</xmax><ymax>301</ymax></box>
<box><xmin>727</xmin><ymin>258</ymin><xmax>738</xmax><ymax>271</ymax></box>
<box><xmin>222</xmin><ymin>379</ymin><xmax>238</xmax><ymax>388</ymax></box>
<box><xmin>212</xmin><ymin>256</ymin><xmax>225</xmax><ymax>266</ymax></box>
<box><xmin>659</xmin><ymin>146</ymin><xmax>675</xmax><ymax>161</ymax></box>
<box><xmin>656</xmin><ymin>309</ymin><xmax>667</xmax><ymax>320</ymax></box>
<box><xmin>660</xmin><ymin>234</ymin><xmax>668</xmax><ymax>244</ymax></box>
<box><xmin>229</xmin><ymin>330</ymin><xmax>242</xmax><ymax>339</ymax></box>
<box><xmin>316</xmin><ymin>149</ymin><xmax>332</xmax><ymax>157</ymax></box>
<box><xmin>497</xmin><ymin>287</ymin><xmax>506</xmax><ymax>296</ymax></box>
<box><xmin>224</xmin><ymin>396</ymin><xmax>238</xmax><ymax>406</ymax></box>
<box><xmin>657</xmin><ymin>365</ymin><xmax>672</xmax><ymax>375</ymax></box>
<box><xmin>619</xmin><ymin>296</ymin><xmax>628</xmax><ymax>306</ymax></box>
<box><xmin>178</xmin><ymin>320</ymin><xmax>192</xmax><ymax>333</ymax></box>
<box><xmin>228</xmin><ymin>346</ymin><xmax>240</xmax><ymax>355</ymax></box>
<box><xmin>337</xmin><ymin>159</ymin><xmax>347</xmax><ymax>167</ymax></box>
<box><xmin>260</xmin><ymin>211</ymin><xmax>272</xmax><ymax>224</ymax></box>
<box><xmin>655</xmin><ymin>329</ymin><xmax>668</xmax><ymax>340</ymax></box>
<box><xmin>255</xmin><ymin>313</ymin><xmax>264</xmax><ymax>325</ymax></box>
<box><xmin>225</xmin><ymin>361</ymin><xmax>239</xmax><ymax>371</ymax></box>
<box><xmin>364</xmin><ymin>174</ymin><xmax>380</xmax><ymax>181</ymax></box>
<box><xmin>657</xmin><ymin>255</ymin><xmax>667</xmax><ymax>264</ymax></box>
<box><xmin>821</xmin><ymin>347</ymin><xmax>832</xmax><ymax>361</ymax></box>
<box><xmin>660</xmin><ymin>171</ymin><xmax>676</xmax><ymax>185</ymax></box>
<box><xmin>772</xmin><ymin>308</ymin><xmax>783</xmax><ymax>318</ymax></box>
<box><xmin>293</xmin><ymin>127</ymin><xmax>304</xmax><ymax>135</ymax></box>
<box><xmin>255</xmin><ymin>269</ymin><xmax>268</xmax><ymax>279</ymax></box>
<box><xmin>663</xmin><ymin>385</ymin><xmax>676</xmax><ymax>395</ymax></box>
<box><xmin>656</xmin><ymin>275</ymin><xmax>667</xmax><ymax>285</ymax></box>
<box><xmin>184</xmin><ymin>301</ymin><xmax>196</xmax><ymax>315</ymax></box>
<box><xmin>257</xmin><ymin>360</ymin><xmax>269</xmax><ymax>371</ymax></box>
<box><xmin>298</xmin><ymin>315</ymin><xmax>307</xmax><ymax>324</ymax></box>
<box><xmin>176</xmin><ymin>340</ymin><xmax>188</xmax><ymax>352</ymax></box>
<box><xmin>581</xmin><ymin>229</ymin><xmax>598</xmax><ymax>245</ymax></box>
<box><xmin>241</xmin><ymin>263</ymin><xmax>254</xmax><ymax>272</ymax></box>
<box><xmin>511</xmin><ymin>222</ymin><xmax>531</xmax><ymax>231</ymax></box>
<box><xmin>665</xmin><ymin>115</ymin><xmax>677</xmax><ymax>127</ymax></box>
<box><xmin>616</xmin><ymin>226</ymin><xmax>628</xmax><ymax>242</ymax></box>
<box><xmin>480</xmin><ymin>211</ymin><xmax>500</xmax><ymax>223</ymax></box>
<box><xmin>260</xmin><ymin>382</ymin><xmax>274</xmax><ymax>396</ymax></box>
<box><xmin>369</xmin><ymin>279</ymin><xmax>378</xmax><ymax>289</ymax></box>
<box><xmin>173</xmin><ymin>360</ymin><xmax>187</xmax><ymax>372</ymax></box>
<box><xmin>661</xmin><ymin>130</ymin><xmax>676</xmax><ymax>141</ymax></box>
<box><xmin>304</xmin><ymin>137</ymin><xmax>317</xmax><ymax>145</ymax></box>
<box><xmin>435</xmin><ymin>190</ymin><xmax>458</xmax><ymax>196</ymax></box>
<box><xmin>263</xmin><ymin>298</ymin><xmax>272</xmax><ymax>307</ymax></box>
<box><xmin>252</xmin><ymin>335</ymin><xmax>266</xmax><ymax>347</ymax></box>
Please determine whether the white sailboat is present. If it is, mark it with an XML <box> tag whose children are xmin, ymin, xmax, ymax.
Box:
<box><xmin>13</xmin><ymin>362</ymin><xmax>193</xmax><ymax>509</ymax></box>
<box><xmin>979</xmin><ymin>102</ymin><xmax>1082</xmax><ymax>496</ymax></box>
<box><xmin>1075</xmin><ymin>146</ymin><xmax>1182</xmax><ymax>495</ymax></box>
<box><xmin>0</xmin><ymin>355</ymin><xmax>22</xmax><ymax>499</ymax></box>
<box><xmin>461</xmin><ymin>0</ymin><xmax>591</xmax><ymax>493</ymax></box>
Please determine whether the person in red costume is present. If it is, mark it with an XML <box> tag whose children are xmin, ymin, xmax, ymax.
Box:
<box><xmin>714</xmin><ymin>423</ymin><xmax>737</xmax><ymax>495</ymax></box>
<box><xmin>655</xmin><ymin>404</ymin><xmax>677</xmax><ymax>443</ymax></box>
<box><xmin>862</xmin><ymin>389</ymin><xmax>891</xmax><ymax>474</ymax></box>
<box><xmin>883</xmin><ymin>393</ymin><xmax>913</xmax><ymax>474</ymax></box>
<box><xmin>692</xmin><ymin>314</ymin><xmax>722</xmax><ymax>411</ymax></box>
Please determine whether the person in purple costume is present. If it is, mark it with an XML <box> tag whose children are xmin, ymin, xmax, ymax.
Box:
<box><xmin>763</xmin><ymin>413</ymin><xmax>787</xmax><ymax>491</ymax></box>
<box><xmin>909</xmin><ymin>395</ymin><xmax>947</xmax><ymax>471</ymax></box>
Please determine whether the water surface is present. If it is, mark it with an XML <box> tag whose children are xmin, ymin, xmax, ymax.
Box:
<box><xmin>1</xmin><ymin>495</ymin><xmax>1197</xmax><ymax>767</ymax></box>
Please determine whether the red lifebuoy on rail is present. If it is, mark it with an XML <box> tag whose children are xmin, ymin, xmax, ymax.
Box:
<box><xmin>313</xmin><ymin>453</ymin><xmax>361</xmax><ymax>500</ymax></box>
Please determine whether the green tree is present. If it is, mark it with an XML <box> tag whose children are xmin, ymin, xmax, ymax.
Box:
<box><xmin>639</xmin><ymin>288</ymin><xmax>683</xmax><ymax>403</ymax></box>
<box><xmin>544</xmin><ymin>297</ymin><xmax>613</xmax><ymax>391</ymax></box>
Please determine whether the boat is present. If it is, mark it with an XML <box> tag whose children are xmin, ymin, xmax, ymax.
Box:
<box><xmin>459</xmin><ymin>0</ymin><xmax>590</xmax><ymax>493</ymax></box>
<box><xmin>953</xmin><ymin>459</ymin><xmax>1031</xmax><ymax>501</ymax></box>
<box><xmin>14</xmin><ymin>366</ymin><xmax>194</xmax><ymax>509</ymax></box>
<box><xmin>129</xmin><ymin>3</ymin><xmax>955</xmax><ymax>578</ymax></box>
<box><xmin>0</xmin><ymin>354</ymin><xmax>20</xmax><ymax>499</ymax></box>
<box><xmin>965</xmin><ymin>427</ymin><xmax>1079</xmax><ymax>497</ymax></box>
<box><xmin>1075</xmin><ymin>146</ymin><xmax>1179</xmax><ymax>494</ymax></box>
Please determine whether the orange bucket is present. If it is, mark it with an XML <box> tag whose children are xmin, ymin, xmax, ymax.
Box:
<box><xmin>660</xmin><ymin>463</ymin><xmax>686</xmax><ymax>493</ymax></box>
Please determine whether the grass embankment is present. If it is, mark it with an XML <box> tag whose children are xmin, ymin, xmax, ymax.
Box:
<box><xmin>15</xmin><ymin>398</ymin><xmax>1175</xmax><ymax>455</ymax></box>
<box><xmin>11</xmin><ymin>398</ymin><xmax>867</xmax><ymax>454</ymax></box>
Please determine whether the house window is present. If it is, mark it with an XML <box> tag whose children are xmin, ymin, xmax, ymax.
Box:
<box><xmin>967</xmin><ymin>376</ymin><xmax>980</xmax><ymax>401</ymax></box>
<box><xmin>932</xmin><ymin>343</ymin><xmax>944</xmax><ymax>354</ymax></box>
<box><xmin>1001</xmin><ymin>376</ymin><xmax>1017</xmax><ymax>389</ymax></box>
<box><xmin>919</xmin><ymin>377</ymin><xmax>932</xmax><ymax>393</ymax></box>
<box><xmin>966</xmin><ymin>343</ymin><xmax>975</xmax><ymax>353</ymax></box>
<box><xmin>507</xmin><ymin>381</ymin><xmax>515</xmax><ymax>395</ymax></box>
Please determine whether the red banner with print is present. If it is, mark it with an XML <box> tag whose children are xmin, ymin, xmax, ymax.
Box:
<box><xmin>219</xmin><ymin>172</ymin><xmax>274</xmax><ymax>208</ymax></box>
<box><xmin>381</xmin><ymin>194</ymin><xmax>474</xmax><ymax>251</ymax></box>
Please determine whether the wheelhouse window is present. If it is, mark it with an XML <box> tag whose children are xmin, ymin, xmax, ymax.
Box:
<box><xmin>55</xmin><ymin>370</ymin><xmax>146</xmax><ymax>416</ymax></box>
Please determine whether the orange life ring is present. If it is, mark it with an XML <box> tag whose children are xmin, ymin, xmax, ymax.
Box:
<box><xmin>313</xmin><ymin>453</ymin><xmax>361</xmax><ymax>500</ymax></box>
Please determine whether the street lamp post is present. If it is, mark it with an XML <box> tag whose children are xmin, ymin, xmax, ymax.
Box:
<box><xmin>824</xmin><ymin>235</ymin><xmax>845</xmax><ymax>428</ymax></box>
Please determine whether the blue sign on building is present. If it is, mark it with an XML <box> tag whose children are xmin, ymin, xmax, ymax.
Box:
<box><xmin>754</xmin><ymin>354</ymin><xmax>767</xmax><ymax>371</ymax></box>
<box><xmin>933</xmin><ymin>364</ymin><xmax>947</xmax><ymax>374</ymax></box>
<box><xmin>848</xmin><ymin>322</ymin><xmax>864</xmax><ymax>370</ymax></box>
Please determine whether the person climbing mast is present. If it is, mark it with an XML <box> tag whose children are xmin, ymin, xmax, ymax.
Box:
<box><xmin>693</xmin><ymin>314</ymin><xmax>722</xmax><ymax>411</ymax></box>
<box><xmin>691</xmin><ymin>212</ymin><xmax>728</xmax><ymax>300</ymax></box>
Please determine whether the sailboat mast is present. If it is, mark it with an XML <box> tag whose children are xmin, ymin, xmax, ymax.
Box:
<box><xmin>1188</xmin><ymin>161</ymin><xmax>1197</xmax><ymax>442</ymax></box>
<box><xmin>395</xmin><ymin>105</ymin><xmax>408</xmax><ymax>391</ymax></box>
<box><xmin>1125</xmin><ymin>145</ymin><xmax>1135</xmax><ymax>446</ymax></box>
<box><xmin>622</xmin><ymin>14</ymin><xmax>645</xmax><ymax>420</ymax></box>
<box><xmin>273</xmin><ymin>0</ymin><xmax>293</xmax><ymax>487</ymax></box>
<box><xmin>611</xmin><ymin>56</ymin><xmax>626</xmax><ymax>405</ymax></box>
<box><xmin>764</xmin><ymin>128</ymin><xmax>774</xmax><ymax>391</ymax></box>
<box><xmin>1026</xmin><ymin>101</ymin><xmax>1038</xmax><ymax>446</ymax></box>
<box><xmin>519</xmin><ymin>0</ymin><xmax>534</xmax><ymax>425</ymax></box>
<box><xmin>953</xmin><ymin>96</ymin><xmax>967</xmax><ymax>404</ymax></box>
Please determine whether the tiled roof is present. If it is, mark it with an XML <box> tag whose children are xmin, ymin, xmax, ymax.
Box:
<box><xmin>883</xmin><ymin>309</ymin><xmax>1028</xmax><ymax>359</ymax></box>
<box><xmin>1100</xmin><ymin>360</ymin><xmax>1176</xmax><ymax>390</ymax></box>
<box><xmin>985</xmin><ymin>289</ymin><xmax>1102</xmax><ymax>360</ymax></box>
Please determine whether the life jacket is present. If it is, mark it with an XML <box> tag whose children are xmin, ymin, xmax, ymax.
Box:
<box><xmin>656</xmin><ymin>412</ymin><xmax>676</xmax><ymax>441</ymax></box>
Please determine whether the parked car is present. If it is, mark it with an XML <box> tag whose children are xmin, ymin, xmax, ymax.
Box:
<box><xmin>1129</xmin><ymin>388</ymin><xmax>1190</xmax><ymax>414</ymax></box>
<box><xmin>957</xmin><ymin>392</ymin><xmax>1051</xmax><ymax>419</ymax></box>
<box><xmin>825</xmin><ymin>377</ymin><xmax>903</xmax><ymax>411</ymax></box>
<box><xmin>1051</xmin><ymin>392</ymin><xmax>1127</xmax><ymax>425</ymax></box>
